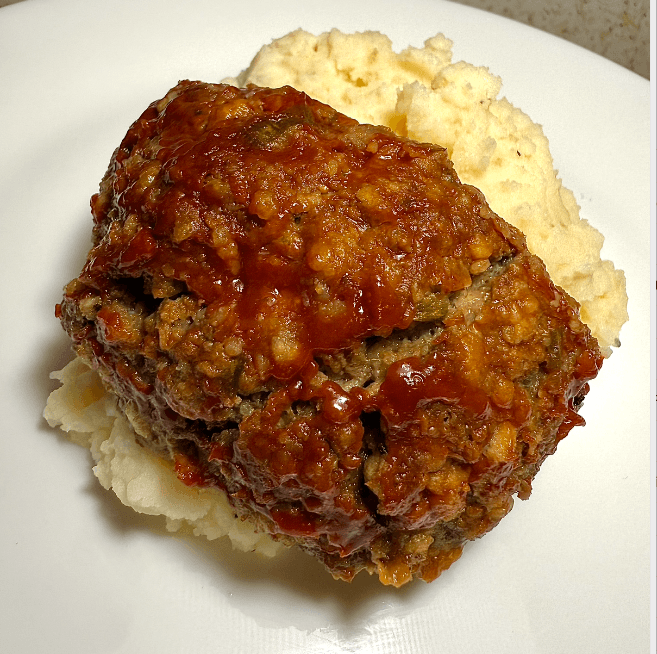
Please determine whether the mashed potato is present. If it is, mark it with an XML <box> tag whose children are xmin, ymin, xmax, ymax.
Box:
<box><xmin>45</xmin><ymin>357</ymin><xmax>283</xmax><ymax>557</ymax></box>
<box><xmin>47</xmin><ymin>29</ymin><xmax>627</xmax><ymax>558</ymax></box>
<box><xmin>226</xmin><ymin>29</ymin><xmax>627</xmax><ymax>354</ymax></box>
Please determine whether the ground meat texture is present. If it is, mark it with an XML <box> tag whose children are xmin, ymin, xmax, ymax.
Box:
<box><xmin>58</xmin><ymin>81</ymin><xmax>603</xmax><ymax>586</ymax></box>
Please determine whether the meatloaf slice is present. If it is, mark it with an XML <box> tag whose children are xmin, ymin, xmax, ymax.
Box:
<box><xmin>57</xmin><ymin>81</ymin><xmax>602</xmax><ymax>586</ymax></box>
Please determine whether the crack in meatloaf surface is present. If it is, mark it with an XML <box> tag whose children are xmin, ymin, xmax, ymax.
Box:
<box><xmin>57</xmin><ymin>81</ymin><xmax>603</xmax><ymax>587</ymax></box>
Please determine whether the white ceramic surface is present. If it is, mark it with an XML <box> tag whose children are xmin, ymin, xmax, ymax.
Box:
<box><xmin>0</xmin><ymin>1</ymin><xmax>650</xmax><ymax>653</ymax></box>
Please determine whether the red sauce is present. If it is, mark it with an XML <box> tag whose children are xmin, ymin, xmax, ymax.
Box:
<box><xmin>377</xmin><ymin>351</ymin><xmax>491</xmax><ymax>428</ymax></box>
<box><xmin>78</xmin><ymin>82</ymin><xmax>517</xmax><ymax>384</ymax></box>
<box><xmin>174</xmin><ymin>453</ymin><xmax>212</xmax><ymax>487</ymax></box>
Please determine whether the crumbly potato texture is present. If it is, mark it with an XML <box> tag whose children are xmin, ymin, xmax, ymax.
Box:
<box><xmin>45</xmin><ymin>357</ymin><xmax>283</xmax><ymax>557</ymax></box>
<box><xmin>226</xmin><ymin>29</ymin><xmax>627</xmax><ymax>354</ymax></box>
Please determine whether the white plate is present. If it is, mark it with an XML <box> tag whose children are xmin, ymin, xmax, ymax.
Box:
<box><xmin>0</xmin><ymin>1</ymin><xmax>650</xmax><ymax>652</ymax></box>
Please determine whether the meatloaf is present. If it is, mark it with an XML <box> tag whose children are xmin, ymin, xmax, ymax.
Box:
<box><xmin>57</xmin><ymin>81</ymin><xmax>602</xmax><ymax>586</ymax></box>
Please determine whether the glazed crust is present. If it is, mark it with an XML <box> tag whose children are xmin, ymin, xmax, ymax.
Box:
<box><xmin>58</xmin><ymin>82</ymin><xmax>602</xmax><ymax>586</ymax></box>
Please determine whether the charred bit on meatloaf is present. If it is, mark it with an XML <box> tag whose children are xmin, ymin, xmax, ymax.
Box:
<box><xmin>57</xmin><ymin>82</ymin><xmax>602</xmax><ymax>587</ymax></box>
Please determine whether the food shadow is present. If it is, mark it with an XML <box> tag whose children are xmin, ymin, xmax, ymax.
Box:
<box><xmin>71</xmin><ymin>448</ymin><xmax>427</xmax><ymax>636</ymax></box>
<box><xmin>182</xmin><ymin>525</ymin><xmax>427</xmax><ymax>634</ymax></box>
